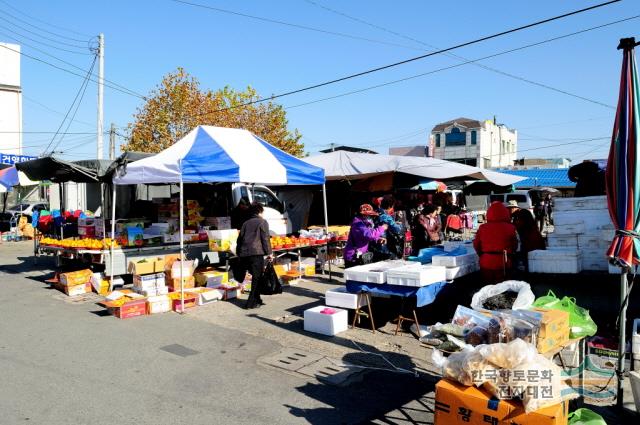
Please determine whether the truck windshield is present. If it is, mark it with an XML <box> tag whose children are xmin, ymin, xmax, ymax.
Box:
<box><xmin>253</xmin><ymin>188</ymin><xmax>284</xmax><ymax>213</ymax></box>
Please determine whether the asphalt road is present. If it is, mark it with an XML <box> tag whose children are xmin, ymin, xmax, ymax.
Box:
<box><xmin>0</xmin><ymin>242</ymin><xmax>436</xmax><ymax>424</ymax></box>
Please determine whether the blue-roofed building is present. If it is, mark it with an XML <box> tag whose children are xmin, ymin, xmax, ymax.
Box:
<box><xmin>493</xmin><ymin>168</ymin><xmax>576</xmax><ymax>189</ymax></box>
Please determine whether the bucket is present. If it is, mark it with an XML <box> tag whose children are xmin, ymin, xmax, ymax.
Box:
<box><xmin>630</xmin><ymin>371</ymin><xmax>640</xmax><ymax>413</ymax></box>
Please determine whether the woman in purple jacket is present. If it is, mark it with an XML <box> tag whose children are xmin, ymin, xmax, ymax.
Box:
<box><xmin>344</xmin><ymin>204</ymin><xmax>388</xmax><ymax>269</ymax></box>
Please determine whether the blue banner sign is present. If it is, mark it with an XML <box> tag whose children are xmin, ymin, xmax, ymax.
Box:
<box><xmin>0</xmin><ymin>153</ymin><xmax>37</xmax><ymax>165</ymax></box>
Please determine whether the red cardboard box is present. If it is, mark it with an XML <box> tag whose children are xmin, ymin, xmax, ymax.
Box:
<box><xmin>105</xmin><ymin>299</ymin><xmax>147</xmax><ymax>319</ymax></box>
<box><xmin>171</xmin><ymin>295</ymin><xmax>197</xmax><ymax>312</ymax></box>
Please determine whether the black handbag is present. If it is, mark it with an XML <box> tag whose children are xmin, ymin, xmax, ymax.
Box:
<box><xmin>260</xmin><ymin>262</ymin><xmax>283</xmax><ymax>295</ymax></box>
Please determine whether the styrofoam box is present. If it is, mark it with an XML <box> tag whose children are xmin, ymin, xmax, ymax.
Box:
<box><xmin>343</xmin><ymin>260</ymin><xmax>420</xmax><ymax>284</ymax></box>
<box><xmin>386</xmin><ymin>264</ymin><xmax>447</xmax><ymax>287</ymax></box>
<box><xmin>445</xmin><ymin>262</ymin><xmax>480</xmax><ymax>280</ymax></box>
<box><xmin>528</xmin><ymin>249</ymin><xmax>582</xmax><ymax>273</ymax></box>
<box><xmin>578</xmin><ymin>234</ymin><xmax>608</xmax><ymax>250</ymax></box>
<box><xmin>325</xmin><ymin>287</ymin><xmax>368</xmax><ymax>309</ymax></box>
<box><xmin>552</xmin><ymin>222</ymin><xmax>585</xmax><ymax>235</ymax></box>
<box><xmin>553</xmin><ymin>210</ymin><xmax>611</xmax><ymax>228</ymax></box>
<box><xmin>601</xmin><ymin>229</ymin><xmax>615</xmax><ymax>243</ymax></box>
<box><xmin>304</xmin><ymin>306</ymin><xmax>348</xmax><ymax>336</ymax></box>
<box><xmin>547</xmin><ymin>233</ymin><xmax>578</xmax><ymax>248</ymax></box>
<box><xmin>432</xmin><ymin>252</ymin><xmax>479</xmax><ymax>268</ymax></box>
<box><xmin>633</xmin><ymin>318</ymin><xmax>640</xmax><ymax>355</ymax></box>
<box><xmin>553</xmin><ymin>195</ymin><xmax>607</xmax><ymax>212</ymax></box>
<box><xmin>581</xmin><ymin>253</ymin><xmax>609</xmax><ymax>272</ymax></box>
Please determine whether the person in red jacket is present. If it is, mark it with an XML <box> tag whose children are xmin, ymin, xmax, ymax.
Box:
<box><xmin>473</xmin><ymin>201</ymin><xmax>518</xmax><ymax>283</ymax></box>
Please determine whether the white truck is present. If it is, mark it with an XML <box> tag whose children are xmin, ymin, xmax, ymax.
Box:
<box><xmin>231</xmin><ymin>184</ymin><xmax>291</xmax><ymax>236</ymax></box>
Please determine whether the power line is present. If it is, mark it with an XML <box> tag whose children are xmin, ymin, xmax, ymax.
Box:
<box><xmin>0</xmin><ymin>0</ymin><xmax>92</xmax><ymax>38</ymax></box>
<box><xmin>42</xmin><ymin>55</ymin><xmax>97</xmax><ymax>155</ymax></box>
<box><xmin>0</xmin><ymin>21</ymin><xmax>90</xmax><ymax>55</ymax></box>
<box><xmin>49</xmin><ymin>56</ymin><xmax>97</xmax><ymax>154</ymax></box>
<box><xmin>193</xmin><ymin>0</ymin><xmax>622</xmax><ymax>116</ymax></box>
<box><xmin>282</xmin><ymin>15</ymin><xmax>633</xmax><ymax>111</ymax></box>
<box><xmin>0</xmin><ymin>5</ymin><xmax>91</xmax><ymax>44</ymax></box>
<box><xmin>0</xmin><ymin>43</ymin><xmax>146</xmax><ymax>99</ymax></box>
<box><xmin>170</xmin><ymin>0</ymin><xmax>427</xmax><ymax>52</ymax></box>
<box><xmin>0</xmin><ymin>14</ymin><xmax>89</xmax><ymax>49</ymax></box>
<box><xmin>303</xmin><ymin>0</ymin><xmax>614</xmax><ymax>109</ymax></box>
<box><xmin>22</xmin><ymin>95</ymin><xmax>95</xmax><ymax>128</ymax></box>
<box><xmin>0</xmin><ymin>131</ymin><xmax>97</xmax><ymax>134</ymax></box>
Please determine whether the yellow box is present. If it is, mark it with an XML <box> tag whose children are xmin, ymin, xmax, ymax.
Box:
<box><xmin>59</xmin><ymin>269</ymin><xmax>92</xmax><ymax>286</ymax></box>
<box><xmin>434</xmin><ymin>379</ymin><xmax>568</xmax><ymax>425</ymax></box>
<box><xmin>128</xmin><ymin>257</ymin><xmax>165</xmax><ymax>275</ymax></box>
<box><xmin>273</xmin><ymin>264</ymin><xmax>289</xmax><ymax>276</ymax></box>
<box><xmin>194</xmin><ymin>269</ymin><xmax>229</xmax><ymax>287</ymax></box>
<box><xmin>532</xmin><ymin>308</ymin><xmax>570</xmax><ymax>353</ymax></box>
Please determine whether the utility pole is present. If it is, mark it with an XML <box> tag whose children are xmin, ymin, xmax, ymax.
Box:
<box><xmin>97</xmin><ymin>33</ymin><xmax>104</xmax><ymax>159</ymax></box>
<box><xmin>109</xmin><ymin>123</ymin><xmax>116</xmax><ymax>160</ymax></box>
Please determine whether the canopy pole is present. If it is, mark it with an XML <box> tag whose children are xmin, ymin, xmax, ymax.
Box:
<box><xmin>617</xmin><ymin>268</ymin><xmax>629</xmax><ymax>409</ymax></box>
<box><xmin>322</xmin><ymin>183</ymin><xmax>330</xmax><ymax>279</ymax></box>
<box><xmin>179</xmin><ymin>160</ymin><xmax>185</xmax><ymax>315</ymax></box>
<box><xmin>109</xmin><ymin>183</ymin><xmax>116</xmax><ymax>290</ymax></box>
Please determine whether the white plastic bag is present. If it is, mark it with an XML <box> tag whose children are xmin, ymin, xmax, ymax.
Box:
<box><xmin>470</xmin><ymin>280</ymin><xmax>535</xmax><ymax>311</ymax></box>
<box><xmin>478</xmin><ymin>338</ymin><xmax>538</xmax><ymax>369</ymax></box>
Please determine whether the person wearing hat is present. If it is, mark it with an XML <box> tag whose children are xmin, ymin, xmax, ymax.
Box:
<box><xmin>344</xmin><ymin>204</ymin><xmax>388</xmax><ymax>269</ymax></box>
<box><xmin>506</xmin><ymin>200</ymin><xmax>521</xmax><ymax>223</ymax></box>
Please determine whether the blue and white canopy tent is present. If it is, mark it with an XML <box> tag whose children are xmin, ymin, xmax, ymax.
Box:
<box><xmin>111</xmin><ymin>125</ymin><xmax>327</xmax><ymax>311</ymax></box>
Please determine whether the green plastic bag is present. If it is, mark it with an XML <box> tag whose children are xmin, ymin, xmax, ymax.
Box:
<box><xmin>533</xmin><ymin>291</ymin><xmax>598</xmax><ymax>339</ymax></box>
<box><xmin>568</xmin><ymin>408</ymin><xmax>607</xmax><ymax>425</ymax></box>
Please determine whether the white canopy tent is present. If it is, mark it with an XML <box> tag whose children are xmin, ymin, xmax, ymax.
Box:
<box><xmin>111</xmin><ymin>126</ymin><xmax>327</xmax><ymax>311</ymax></box>
<box><xmin>304</xmin><ymin>150</ymin><xmax>525</xmax><ymax>186</ymax></box>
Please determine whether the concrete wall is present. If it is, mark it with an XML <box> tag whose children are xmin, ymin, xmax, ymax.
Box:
<box><xmin>0</xmin><ymin>42</ymin><xmax>22</xmax><ymax>155</ymax></box>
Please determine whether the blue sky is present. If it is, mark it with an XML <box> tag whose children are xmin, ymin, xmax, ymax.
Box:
<box><xmin>3</xmin><ymin>0</ymin><xmax>639</xmax><ymax>162</ymax></box>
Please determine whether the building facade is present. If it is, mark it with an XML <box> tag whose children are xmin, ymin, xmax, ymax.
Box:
<box><xmin>429</xmin><ymin>117</ymin><xmax>517</xmax><ymax>168</ymax></box>
<box><xmin>0</xmin><ymin>42</ymin><xmax>22</xmax><ymax>155</ymax></box>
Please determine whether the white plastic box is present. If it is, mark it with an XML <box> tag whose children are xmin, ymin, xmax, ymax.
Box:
<box><xmin>528</xmin><ymin>249</ymin><xmax>583</xmax><ymax>273</ymax></box>
<box><xmin>547</xmin><ymin>234</ymin><xmax>578</xmax><ymax>248</ymax></box>
<box><xmin>325</xmin><ymin>287</ymin><xmax>368</xmax><ymax>309</ymax></box>
<box><xmin>445</xmin><ymin>262</ymin><xmax>480</xmax><ymax>280</ymax></box>
<box><xmin>432</xmin><ymin>252</ymin><xmax>479</xmax><ymax>268</ymax></box>
<box><xmin>443</xmin><ymin>241</ymin><xmax>474</xmax><ymax>253</ymax></box>
<box><xmin>386</xmin><ymin>264</ymin><xmax>447</xmax><ymax>287</ymax></box>
<box><xmin>581</xmin><ymin>248</ymin><xmax>608</xmax><ymax>271</ymax></box>
<box><xmin>304</xmin><ymin>306</ymin><xmax>348</xmax><ymax>336</ymax></box>
<box><xmin>578</xmin><ymin>234</ymin><xmax>608</xmax><ymax>250</ymax></box>
<box><xmin>344</xmin><ymin>260</ymin><xmax>419</xmax><ymax>284</ymax></box>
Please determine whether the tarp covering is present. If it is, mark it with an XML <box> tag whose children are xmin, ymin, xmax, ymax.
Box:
<box><xmin>112</xmin><ymin>126</ymin><xmax>325</xmax><ymax>185</ymax></box>
<box><xmin>304</xmin><ymin>150</ymin><xmax>525</xmax><ymax>186</ymax></box>
<box><xmin>16</xmin><ymin>156</ymin><xmax>105</xmax><ymax>183</ymax></box>
<box><xmin>0</xmin><ymin>166</ymin><xmax>37</xmax><ymax>190</ymax></box>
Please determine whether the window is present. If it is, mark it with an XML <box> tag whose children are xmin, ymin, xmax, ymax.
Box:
<box><xmin>252</xmin><ymin>188</ymin><xmax>284</xmax><ymax>213</ymax></box>
<box><xmin>506</xmin><ymin>194</ymin><xmax>527</xmax><ymax>203</ymax></box>
<box><xmin>445</xmin><ymin>127</ymin><xmax>467</xmax><ymax>146</ymax></box>
<box><xmin>471</xmin><ymin>130</ymin><xmax>477</xmax><ymax>145</ymax></box>
<box><xmin>435</xmin><ymin>133</ymin><xmax>441</xmax><ymax>147</ymax></box>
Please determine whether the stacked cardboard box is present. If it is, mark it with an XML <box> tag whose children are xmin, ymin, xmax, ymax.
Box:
<box><xmin>128</xmin><ymin>257</ymin><xmax>167</xmax><ymax>296</ymax></box>
<box><xmin>56</xmin><ymin>269</ymin><xmax>93</xmax><ymax>296</ymax></box>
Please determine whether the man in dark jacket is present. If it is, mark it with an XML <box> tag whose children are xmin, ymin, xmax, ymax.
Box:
<box><xmin>236</xmin><ymin>202</ymin><xmax>273</xmax><ymax>309</ymax></box>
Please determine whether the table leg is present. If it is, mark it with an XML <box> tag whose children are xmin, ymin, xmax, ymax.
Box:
<box><xmin>366</xmin><ymin>294</ymin><xmax>375</xmax><ymax>333</ymax></box>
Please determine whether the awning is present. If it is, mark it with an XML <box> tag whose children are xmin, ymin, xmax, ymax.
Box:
<box><xmin>304</xmin><ymin>150</ymin><xmax>524</xmax><ymax>186</ymax></box>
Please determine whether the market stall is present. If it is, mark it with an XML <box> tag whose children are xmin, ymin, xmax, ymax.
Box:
<box><xmin>111</xmin><ymin>125</ymin><xmax>327</xmax><ymax>311</ymax></box>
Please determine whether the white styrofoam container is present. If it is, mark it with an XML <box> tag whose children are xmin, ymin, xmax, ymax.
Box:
<box><xmin>445</xmin><ymin>262</ymin><xmax>480</xmax><ymax>280</ymax></box>
<box><xmin>547</xmin><ymin>233</ymin><xmax>578</xmax><ymax>248</ymax></box>
<box><xmin>304</xmin><ymin>306</ymin><xmax>348</xmax><ymax>336</ymax></box>
<box><xmin>578</xmin><ymin>234</ymin><xmax>608</xmax><ymax>250</ymax></box>
<box><xmin>386</xmin><ymin>264</ymin><xmax>447</xmax><ymax>287</ymax></box>
<box><xmin>553</xmin><ymin>195</ymin><xmax>607</xmax><ymax>212</ymax></box>
<box><xmin>187</xmin><ymin>289</ymin><xmax>223</xmax><ymax>305</ymax></box>
<box><xmin>325</xmin><ymin>287</ymin><xmax>368</xmax><ymax>309</ymax></box>
<box><xmin>633</xmin><ymin>318</ymin><xmax>640</xmax><ymax>355</ymax></box>
<box><xmin>432</xmin><ymin>252</ymin><xmax>479</xmax><ymax>268</ymax></box>
<box><xmin>528</xmin><ymin>249</ymin><xmax>582</xmax><ymax>273</ymax></box>
<box><xmin>552</xmin><ymin>222</ymin><xmax>585</xmax><ymax>235</ymax></box>
<box><xmin>602</xmin><ymin>229</ymin><xmax>615</xmax><ymax>243</ymax></box>
<box><xmin>344</xmin><ymin>260</ymin><xmax>419</xmax><ymax>284</ymax></box>
<box><xmin>581</xmin><ymin>254</ymin><xmax>609</xmax><ymax>272</ymax></box>
<box><xmin>553</xmin><ymin>210</ymin><xmax>611</xmax><ymax>228</ymax></box>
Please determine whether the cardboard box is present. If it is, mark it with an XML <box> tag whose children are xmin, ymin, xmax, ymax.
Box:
<box><xmin>77</xmin><ymin>225</ymin><xmax>96</xmax><ymax>238</ymax></box>
<box><xmin>273</xmin><ymin>264</ymin><xmax>290</xmax><ymax>276</ymax></box>
<box><xmin>171</xmin><ymin>295</ymin><xmax>197</xmax><ymax>312</ymax></box>
<box><xmin>169</xmin><ymin>276</ymin><xmax>195</xmax><ymax>290</ymax></box>
<box><xmin>59</xmin><ymin>269</ymin><xmax>93</xmax><ymax>286</ymax></box>
<box><xmin>126</xmin><ymin>226</ymin><xmax>144</xmax><ymax>247</ymax></box>
<box><xmin>434</xmin><ymin>379</ymin><xmax>568</xmax><ymax>425</ymax></box>
<box><xmin>55</xmin><ymin>281</ymin><xmax>91</xmax><ymax>296</ymax></box>
<box><xmin>194</xmin><ymin>269</ymin><xmax>229</xmax><ymax>287</ymax></box>
<box><xmin>113</xmin><ymin>299</ymin><xmax>147</xmax><ymax>319</ymax></box>
<box><xmin>146</xmin><ymin>295</ymin><xmax>171</xmax><ymax>314</ymax></box>
<box><xmin>533</xmin><ymin>308</ymin><xmax>570</xmax><ymax>354</ymax></box>
<box><xmin>170</xmin><ymin>260</ymin><xmax>195</xmax><ymax>278</ymax></box>
<box><xmin>185</xmin><ymin>288</ymin><xmax>222</xmax><ymax>305</ymax></box>
<box><xmin>78</xmin><ymin>217</ymin><xmax>95</xmax><ymax>227</ymax></box>
<box><xmin>128</xmin><ymin>258</ymin><xmax>165</xmax><ymax>275</ymax></box>
<box><xmin>212</xmin><ymin>286</ymin><xmax>239</xmax><ymax>300</ymax></box>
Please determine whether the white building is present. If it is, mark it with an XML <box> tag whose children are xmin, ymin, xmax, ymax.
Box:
<box><xmin>430</xmin><ymin>117</ymin><xmax>517</xmax><ymax>168</ymax></box>
<box><xmin>0</xmin><ymin>42</ymin><xmax>22</xmax><ymax>155</ymax></box>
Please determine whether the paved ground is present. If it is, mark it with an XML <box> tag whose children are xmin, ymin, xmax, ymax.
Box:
<box><xmin>1</xmin><ymin>240</ymin><xmax>637</xmax><ymax>424</ymax></box>
<box><xmin>0</xmin><ymin>241</ymin><xmax>438</xmax><ymax>424</ymax></box>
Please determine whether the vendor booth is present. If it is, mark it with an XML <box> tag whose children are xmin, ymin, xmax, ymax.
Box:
<box><xmin>111</xmin><ymin>125</ymin><xmax>328</xmax><ymax>311</ymax></box>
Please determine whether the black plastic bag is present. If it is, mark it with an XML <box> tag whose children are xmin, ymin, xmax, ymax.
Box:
<box><xmin>260</xmin><ymin>262</ymin><xmax>283</xmax><ymax>295</ymax></box>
